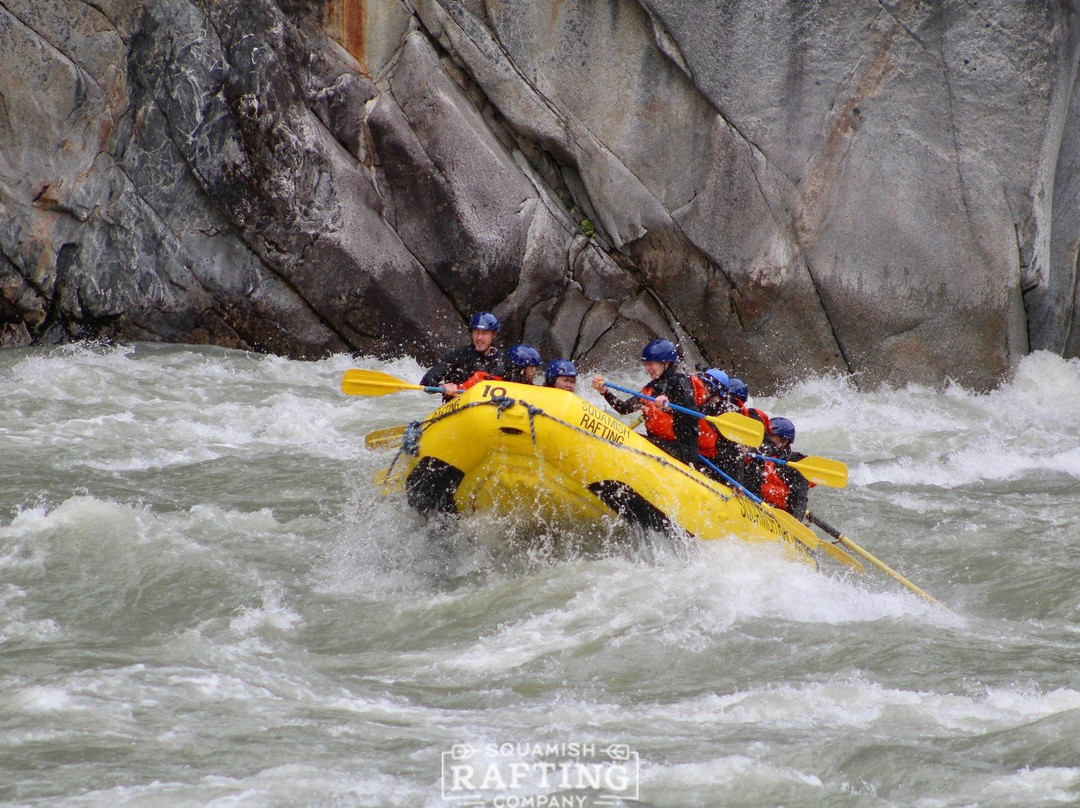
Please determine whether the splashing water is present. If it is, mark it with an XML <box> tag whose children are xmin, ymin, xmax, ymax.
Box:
<box><xmin>2</xmin><ymin>343</ymin><xmax>1079</xmax><ymax>805</ymax></box>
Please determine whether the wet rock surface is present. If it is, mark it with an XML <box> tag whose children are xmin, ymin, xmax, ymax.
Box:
<box><xmin>2</xmin><ymin>0</ymin><xmax>1078</xmax><ymax>390</ymax></box>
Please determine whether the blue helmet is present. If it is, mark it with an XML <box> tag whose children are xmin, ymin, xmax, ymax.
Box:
<box><xmin>728</xmin><ymin>378</ymin><xmax>749</xmax><ymax>403</ymax></box>
<box><xmin>507</xmin><ymin>344</ymin><xmax>541</xmax><ymax>368</ymax></box>
<box><xmin>545</xmin><ymin>358</ymin><xmax>577</xmax><ymax>379</ymax></box>
<box><xmin>704</xmin><ymin>368</ymin><xmax>729</xmax><ymax>392</ymax></box>
<box><xmin>769</xmin><ymin>416</ymin><xmax>796</xmax><ymax>443</ymax></box>
<box><xmin>469</xmin><ymin>311</ymin><xmax>501</xmax><ymax>332</ymax></box>
<box><xmin>641</xmin><ymin>338</ymin><xmax>678</xmax><ymax>363</ymax></box>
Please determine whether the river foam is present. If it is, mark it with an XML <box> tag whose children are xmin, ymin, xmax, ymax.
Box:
<box><xmin>3</xmin><ymin>344</ymin><xmax>1080</xmax><ymax>805</ymax></box>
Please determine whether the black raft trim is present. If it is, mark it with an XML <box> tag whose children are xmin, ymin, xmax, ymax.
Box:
<box><xmin>406</xmin><ymin>456</ymin><xmax>465</xmax><ymax>515</ymax></box>
<box><xmin>587</xmin><ymin>480</ymin><xmax>675</xmax><ymax>535</ymax></box>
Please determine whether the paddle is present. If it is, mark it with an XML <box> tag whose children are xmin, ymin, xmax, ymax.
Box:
<box><xmin>696</xmin><ymin>454</ymin><xmax>863</xmax><ymax>571</ymax></box>
<box><xmin>749</xmin><ymin>453</ymin><xmax>848</xmax><ymax>488</ymax></box>
<box><xmin>601</xmin><ymin>381</ymin><xmax>765</xmax><ymax>447</ymax></box>
<box><xmin>804</xmin><ymin>510</ymin><xmax>944</xmax><ymax>608</ymax></box>
<box><xmin>365</xmin><ymin>424</ymin><xmax>407</xmax><ymax>450</ymax></box>
<box><xmin>342</xmin><ymin>368</ymin><xmax>444</xmax><ymax>397</ymax></box>
<box><xmin>373</xmin><ymin>467</ymin><xmax>406</xmax><ymax>492</ymax></box>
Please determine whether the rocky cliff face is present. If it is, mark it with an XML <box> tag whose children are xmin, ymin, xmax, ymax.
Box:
<box><xmin>2</xmin><ymin>0</ymin><xmax>1078</xmax><ymax>391</ymax></box>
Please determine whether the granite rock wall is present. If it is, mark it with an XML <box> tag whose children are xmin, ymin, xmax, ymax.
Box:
<box><xmin>2</xmin><ymin>0</ymin><xmax>1078</xmax><ymax>391</ymax></box>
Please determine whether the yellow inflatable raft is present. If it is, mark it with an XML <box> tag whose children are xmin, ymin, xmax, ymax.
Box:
<box><xmin>377</xmin><ymin>379</ymin><xmax>846</xmax><ymax>566</ymax></box>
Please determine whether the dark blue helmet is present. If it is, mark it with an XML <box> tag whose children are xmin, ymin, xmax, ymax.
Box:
<box><xmin>728</xmin><ymin>378</ymin><xmax>749</xmax><ymax>403</ymax></box>
<box><xmin>704</xmin><ymin>368</ymin><xmax>730</xmax><ymax>392</ymax></box>
<box><xmin>545</xmin><ymin>358</ymin><xmax>577</xmax><ymax>379</ymax></box>
<box><xmin>641</xmin><ymin>338</ymin><xmax>678</xmax><ymax>363</ymax></box>
<box><xmin>469</xmin><ymin>311</ymin><xmax>500</xmax><ymax>332</ymax></box>
<box><xmin>769</xmin><ymin>416</ymin><xmax>796</xmax><ymax>442</ymax></box>
<box><xmin>507</xmin><ymin>344</ymin><xmax>541</xmax><ymax>368</ymax></box>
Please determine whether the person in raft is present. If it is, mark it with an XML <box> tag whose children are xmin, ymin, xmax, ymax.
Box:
<box><xmin>753</xmin><ymin>416</ymin><xmax>812</xmax><ymax>519</ymax></box>
<box><xmin>727</xmin><ymin>377</ymin><xmax>750</xmax><ymax>415</ymax></box>
<box><xmin>420</xmin><ymin>311</ymin><xmax>507</xmax><ymax>399</ymax></box>
<box><xmin>691</xmin><ymin>368</ymin><xmax>746</xmax><ymax>484</ymax></box>
<box><xmin>543</xmin><ymin>359</ymin><xmax>578</xmax><ymax>391</ymax></box>
<box><xmin>504</xmin><ymin>344</ymin><xmax>543</xmax><ymax>385</ymax></box>
<box><xmin>591</xmin><ymin>339</ymin><xmax>698</xmax><ymax>465</ymax></box>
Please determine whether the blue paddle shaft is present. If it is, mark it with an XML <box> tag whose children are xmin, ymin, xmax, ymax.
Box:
<box><xmin>696</xmin><ymin>454</ymin><xmax>763</xmax><ymax>505</ymax></box>
<box><xmin>750</xmin><ymin>452</ymin><xmax>787</xmax><ymax>465</ymax></box>
<box><xmin>601</xmin><ymin>382</ymin><xmax>759</xmax><ymax>500</ymax></box>
<box><xmin>602</xmin><ymin>381</ymin><xmax>706</xmax><ymax>421</ymax></box>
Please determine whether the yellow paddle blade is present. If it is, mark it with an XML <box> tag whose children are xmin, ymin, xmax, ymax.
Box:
<box><xmin>707</xmin><ymin>411</ymin><xmax>765</xmax><ymax>447</ymax></box>
<box><xmin>365</xmin><ymin>424</ymin><xmax>406</xmax><ymax>450</ymax></box>
<box><xmin>767</xmin><ymin>505</ymin><xmax>819</xmax><ymax>551</ymax></box>
<box><xmin>787</xmin><ymin>455</ymin><xmax>849</xmax><ymax>488</ymax></box>
<box><xmin>373</xmin><ymin>467</ymin><xmax>406</xmax><ymax>493</ymax></box>
<box><xmin>767</xmin><ymin>506</ymin><xmax>864</xmax><ymax>572</ymax></box>
<box><xmin>816</xmin><ymin>536</ymin><xmax>865</xmax><ymax>571</ymax></box>
<box><xmin>342</xmin><ymin>368</ymin><xmax>429</xmax><ymax>397</ymax></box>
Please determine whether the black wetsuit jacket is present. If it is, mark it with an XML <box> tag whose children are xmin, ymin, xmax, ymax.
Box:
<box><xmin>602</xmin><ymin>364</ymin><xmax>699</xmax><ymax>465</ymax></box>
<box><xmin>774</xmin><ymin>448</ymin><xmax>810</xmax><ymax>518</ymax></box>
<box><xmin>420</xmin><ymin>344</ymin><xmax>507</xmax><ymax>391</ymax></box>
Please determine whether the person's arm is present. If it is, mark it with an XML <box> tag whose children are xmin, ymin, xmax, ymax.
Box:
<box><xmin>775</xmin><ymin>451</ymin><xmax>810</xmax><ymax>517</ymax></box>
<box><xmin>420</xmin><ymin>362</ymin><xmax>449</xmax><ymax>389</ymax></box>
<box><xmin>592</xmin><ymin>375</ymin><xmax>640</xmax><ymax>414</ymax></box>
<box><xmin>479</xmin><ymin>350</ymin><xmax>509</xmax><ymax>378</ymax></box>
<box><xmin>421</xmin><ymin>346</ymin><xmax>471</xmax><ymax>395</ymax></box>
<box><xmin>603</xmin><ymin>391</ymin><xmax>640</xmax><ymax>415</ymax></box>
<box><xmin>741</xmin><ymin>453</ymin><xmax>765</xmax><ymax>497</ymax></box>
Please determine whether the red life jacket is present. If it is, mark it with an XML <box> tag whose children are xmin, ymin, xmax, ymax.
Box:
<box><xmin>688</xmin><ymin>376</ymin><xmax>719</xmax><ymax>456</ymax></box>
<box><xmin>461</xmin><ymin>370</ymin><xmax>503</xmax><ymax>390</ymax></box>
<box><xmin>759</xmin><ymin>455</ymin><xmax>815</xmax><ymax>511</ymax></box>
<box><xmin>640</xmin><ymin>382</ymin><xmax>677</xmax><ymax>441</ymax></box>
<box><xmin>760</xmin><ymin>460</ymin><xmax>789</xmax><ymax>510</ymax></box>
<box><xmin>698</xmin><ymin>422</ymin><xmax>720</xmax><ymax>457</ymax></box>
<box><xmin>746</xmin><ymin>407</ymin><xmax>771</xmax><ymax>434</ymax></box>
<box><xmin>690</xmin><ymin>375</ymin><xmax>709</xmax><ymax>407</ymax></box>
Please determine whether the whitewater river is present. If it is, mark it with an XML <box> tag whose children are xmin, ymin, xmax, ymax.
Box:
<box><xmin>3</xmin><ymin>343</ymin><xmax>1080</xmax><ymax>807</ymax></box>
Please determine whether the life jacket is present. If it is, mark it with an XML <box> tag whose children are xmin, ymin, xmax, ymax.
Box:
<box><xmin>746</xmin><ymin>407</ymin><xmax>771</xmax><ymax>434</ymax></box>
<box><xmin>759</xmin><ymin>453</ymin><xmax>815</xmax><ymax>512</ymax></box>
<box><xmin>698</xmin><ymin>421</ymin><xmax>720</xmax><ymax>457</ymax></box>
<box><xmin>690</xmin><ymin>375</ymin><xmax>709</xmax><ymax>408</ymax></box>
<box><xmin>640</xmin><ymin>382</ymin><xmax>677</xmax><ymax>442</ymax></box>
<box><xmin>760</xmin><ymin>460</ymin><xmax>789</xmax><ymax>510</ymax></box>
<box><xmin>461</xmin><ymin>370</ymin><xmax>503</xmax><ymax>390</ymax></box>
<box><xmin>687</xmin><ymin>375</ymin><xmax>719</xmax><ymax>456</ymax></box>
